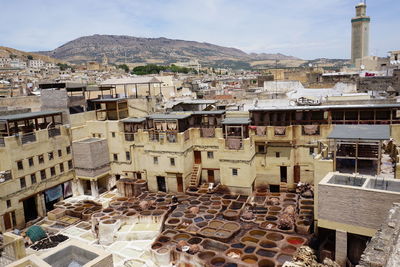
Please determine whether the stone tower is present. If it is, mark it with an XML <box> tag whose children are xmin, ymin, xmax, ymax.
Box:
<box><xmin>351</xmin><ymin>1</ymin><xmax>370</xmax><ymax>64</ymax></box>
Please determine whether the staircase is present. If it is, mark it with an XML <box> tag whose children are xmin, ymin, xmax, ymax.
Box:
<box><xmin>189</xmin><ymin>164</ymin><xmax>202</xmax><ymax>187</ymax></box>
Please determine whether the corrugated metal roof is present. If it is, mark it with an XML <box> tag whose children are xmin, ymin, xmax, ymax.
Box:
<box><xmin>181</xmin><ymin>100</ymin><xmax>217</xmax><ymax>105</ymax></box>
<box><xmin>0</xmin><ymin>110</ymin><xmax>62</xmax><ymax>122</ymax></box>
<box><xmin>328</xmin><ymin>125</ymin><xmax>390</xmax><ymax>140</ymax></box>
<box><xmin>222</xmin><ymin>117</ymin><xmax>251</xmax><ymax>125</ymax></box>
<box><xmin>101</xmin><ymin>77</ymin><xmax>162</xmax><ymax>85</ymax></box>
<box><xmin>148</xmin><ymin>114</ymin><xmax>191</xmax><ymax>120</ymax></box>
<box><xmin>250</xmin><ymin>103</ymin><xmax>400</xmax><ymax>112</ymax></box>
<box><xmin>192</xmin><ymin>110</ymin><xmax>225</xmax><ymax>115</ymax></box>
<box><xmin>122</xmin><ymin>117</ymin><xmax>146</xmax><ymax>123</ymax></box>
<box><xmin>91</xmin><ymin>98</ymin><xmax>127</xmax><ymax>102</ymax></box>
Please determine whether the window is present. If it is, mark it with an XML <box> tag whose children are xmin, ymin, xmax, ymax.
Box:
<box><xmin>126</xmin><ymin>151</ymin><xmax>130</xmax><ymax>161</ymax></box>
<box><xmin>50</xmin><ymin>167</ymin><xmax>56</xmax><ymax>176</ymax></box>
<box><xmin>17</xmin><ymin>160</ymin><xmax>23</xmax><ymax>170</ymax></box>
<box><xmin>111</xmin><ymin>132</ymin><xmax>116</xmax><ymax>138</ymax></box>
<box><xmin>20</xmin><ymin>177</ymin><xmax>26</xmax><ymax>188</ymax></box>
<box><xmin>170</xmin><ymin>158</ymin><xmax>175</xmax><ymax>166</ymax></box>
<box><xmin>38</xmin><ymin>154</ymin><xmax>44</xmax><ymax>164</ymax></box>
<box><xmin>207</xmin><ymin>151</ymin><xmax>214</xmax><ymax>159</ymax></box>
<box><xmin>92</xmin><ymin>133</ymin><xmax>96</xmax><ymax>138</ymax></box>
<box><xmin>40</xmin><ymin>170</ymin><xmax>46</xmax><ymax>180</ymax></box>
<box><xmin>59</xmin><ymin>163</ymin><xmax>64</xmax><ymax>173</ymax></box>
<box><xmin>28</xmin><ymin>157</ymin><xmax>34</xmax><ymax>167</ymax></box>
<box><xmin>6</xmin><ymin>200</ymin><xmax>11</xmax><ymax>208</ymax></box>
<box><xmin>66</xmin><ymin>146</ymin><xmax>71</xmax><ymax>154</ymax></box>
<box><xmin>48</xmin><ymin>152</ymin><xmax>54</xmax><ymax>160</ymax></box>
<box><xmin>68</xmin><ymin>160</ymin><xmax>73</xmax><ymax>169</ymax></box>
<box><xmin>309</xmin><ymin>147</ymin><xmax>315</xmax><ymax>155</ymax></box>
<box><xmin>31</xmin><ymin>173</ymin><xmax>37</xmax><ymax>184</ymax></box>
<box><xmin>276</xmin><ymin>152</ymin><xmax>280</xmax><ymax>158</ymax></box>
<box><xmin>153</xmin><ymin>157</ymin><xmax>158</xmax><ymax>165</ymax></box>
<box><xmin>58</xmin><ymin>149</ymin><xmax>62</xmax><ymax>157</ymax></box>
<box><xmin>257</xmin><ymin>145</ymin><xmax>266</xmax><ymax>154</ymax></box>
<box><xmin>11</xmin><ymin>211</ymin><xmax>16</xmax><ymax>226</ymax></box>
<box><xmin>232</xmin><ymin>169</ymin><xmax>238</xmax><ymax>176</ymax></box>
<box><xmin>113</xmin><ymin>154</ymin><xmax>118</xmax><ymax>161</ymax></box>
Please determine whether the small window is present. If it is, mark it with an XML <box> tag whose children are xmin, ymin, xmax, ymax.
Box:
<box><xmin>309</xmin><ymin>147</ymin><xmax>315</xmax><ymax>155</ymax></box>
<box><xmin>59</xmin><ymin>163</ymin><xmax>64</xmax><ymax>173</ymax></box>
<box><xmin>170</xmin><ymin>158</ymin><xmax>175</xmax><ymax>166</ymax></box>
<box><xmin>276</xmin><ymin>152</ymin><xmax>280</xmax><ymax>158</ymax></box>
<box><xmin>38</xmin><ymin>154</ymin><xmax>44</xmax><ymax>164</ymax></box>
<box><xmin>153</xmin><ymin>157</ymin><xmax>158</xmax><ymax>165</ymax></box>
<box><xmin>68</xmin><ymin>160</ymin><xmax>73</xmax><ymax>169</ymax></box>
<box><xmin>92</xmin><ymin>133</ymin><xmax>96</xmax><ymax>137</ymax></box>
<box><xmin>48</xmin><ymin>152</ymin><xmax>54</xmax><ymax>160</ymax></box>
<box><xmin>111</xmin><ymin>132</ymin><xmax>116</xmax><ymax>138</ymax></box>
<box><xmin>207</xmin><ymin>151</ymin><xmax>214</xmax><ymax>159</ymax></box>
<box><xmin>58</xmin><ymin>149</ymin><xmax>62</xmax><ymax>157</ymax></box>
<box><xmin>50</xmin><ymin>167</ymin><xmax>56</xmax><ymax>176</ymax></box>
<box><xmin>17</xmin><ymin>160</ymin><xmax>23</xmax><ymax>170</ymax></box>
<box><xmin>257</xmin><ymin>145</ymin><xmax>266</xmax><ymax>154</ymax></box>
<box><xmin>40</xmin><ymin>169</ymin><xmax>46</xmax><ymax>180</ymax></box>
<box><xmin>232</xmin><ymin>169</ymin><xmax>238</xmax><ymax>176</ymax></box>
<box><xmin>66</xmin><ymin>146</ymin><xmax>71</xmax><ymax>154</ymax></box>
<box><xmin>28</xmin><ymin>157</ymin><xmax>34</xmax><ymax>167</ymax></box>
<box><xmin>113</xmin><ymin>154</ymin><xmax>118</xmax><ymax>161</ymax></box>
<box><xmin>20</xmin><ymin>177</ymin><xmax>26</xmax><ymax>188</ymax></box>
<box><xmin>6</xmin><ymin>200</ymin><xmax>11</xmax><ymax>208</ymax></box>
<box><xmin>126</xmin><ymin>151</ymin><xmax>130</xmax><ymax>161</ymax></box>
<box><xmin>31</xmin><ymin>173</ymin><xmax>37</xmax><ymax>184</ymax></box>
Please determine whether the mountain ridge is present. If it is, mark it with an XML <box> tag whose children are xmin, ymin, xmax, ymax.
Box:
<box><xmin>37</xmin><ymin>34</ymin><xmax>301</xmax><ymax>67</ymax></box>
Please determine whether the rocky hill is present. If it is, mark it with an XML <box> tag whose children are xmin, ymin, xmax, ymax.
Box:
<box><xmin>38</xmin><ymin>34</ymin><xmax>300</xmax><ymax>67</ymax></box>
<box><xmin>0</xmin><ymin>46</ymin><xmax>64</xmax><ymax>64</ymax></box>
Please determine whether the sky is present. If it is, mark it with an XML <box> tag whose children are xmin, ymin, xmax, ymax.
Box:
<box><xmin>0</xmin><ymin>0</ymin><xmax>399</xmax><ymax>60</ymax></box>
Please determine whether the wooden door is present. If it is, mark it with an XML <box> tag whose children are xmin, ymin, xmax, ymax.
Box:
<box><xmin>207</xmin><ymin>170</ymin><xmax>215</xmax><ymax>183</ymax></box>
<box><xmin>3</xmin><ymin>212</ymin><xmax>11</xmax><ymax>230</ymax></box>
<box><xmin>176</xmin><ymin>174</ymin><xmax>183</xmax><ymax>192</ymax></box>
<box><xmin>194</xmin><ymin>151</ymin><xmax>201</xmax><ymax>164</ymax></box>
<box><xmin>294</xmin><ymin>165</ymin><xmax>301</xmax><ymax>184</ymax></box>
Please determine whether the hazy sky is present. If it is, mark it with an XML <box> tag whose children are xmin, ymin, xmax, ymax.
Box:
<box><xmin>0</xmin><ymin>0</ymin><xmax>399</xmax><ymax>59</ymax></box>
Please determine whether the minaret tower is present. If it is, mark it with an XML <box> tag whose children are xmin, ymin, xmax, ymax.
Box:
<box><xmin>351</xmin><ymin>1</ymin><xmax>370</xmax><ymax>64</ymax></box>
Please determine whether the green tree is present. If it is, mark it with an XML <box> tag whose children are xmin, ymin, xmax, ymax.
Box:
<box><xmin>117</xmin><ymin>64</ymin><xmax>130</xmax><ymax>73</ymax></box>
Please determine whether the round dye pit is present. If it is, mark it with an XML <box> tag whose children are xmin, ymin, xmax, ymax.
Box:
<box><xmin>282</xmin><ymin>245</ymin><xmax>297</xmax><ymax>254</ymax></box>
<box><xmin>256</xmin><ymin>249</ymin><xmax>276</xmax><ymax>258</ymax></box>
<box><xmin>244</xmin><ymin>246</ymin><xmax>256</xmax><ymax>253</ymax></box>
<box><xmin>266</xmin><ymin>233</ymin><xmax>284</xmax><ymax>241</ymax></box>
<box><xmin>260</xmin><ymin>240</ymin><xmax>277</xmax><ymax>249</ymax></box>
<box><xmin>231</xmin><ymin>243</ymin><xmax>245</xmax><ymax>249</ymax></box>
<box><xmin>249</xmin><ymin>230</ymin><xmax>266</xmax><ymax>238</ymax></box>
<box><xmin>241</xmin><ymin>255</ymin><xmax>258</xmax><ymax>264</ymax></box>
<box><xmin>210</xmin><ymin>257</ymin><xmax>225</xmax><ymax>266</ymax></box>
<box><xmin>286</xmin><ymin>236</ymin><xmax>306</xmax><ymax>245</ymax></box>
<box><xmin>258</xmin><ymin>258</ymin><xmax>275</xmax><ymax>267</ymax></box>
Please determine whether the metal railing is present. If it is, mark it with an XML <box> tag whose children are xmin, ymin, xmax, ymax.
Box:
<box><xmin>124</xmin><ymin>133</ymin><xmax>135</xmax><ymax>141</ymax></box>
<box><xmin>20</xmin><ymin>132</ymin><xmax>36</xmax><ymax>144</ymax></box>
<box><xmin>48</xmin><ymin>127</ymin><xmax>61</xmax><ymax>138</ymax></box>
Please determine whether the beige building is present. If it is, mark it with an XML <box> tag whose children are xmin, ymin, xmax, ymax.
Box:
<box><xmin>0</xmin><ymin>111</ymin><xmax>74</xmax><ymax>231</ymax></box>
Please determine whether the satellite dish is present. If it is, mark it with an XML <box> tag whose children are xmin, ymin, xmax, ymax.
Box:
<box><xmin>308</xmin><ymin>63</ymin><xmax>313</xmax><ymax>67</ymax></box>
<box><xmin>360</xmin><ymin>64</ymin><xmax>365</xmax><ymax>70</ymax></box>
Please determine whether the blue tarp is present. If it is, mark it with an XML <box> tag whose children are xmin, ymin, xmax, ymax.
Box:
<box><xmin>45</xmin><ymin>185</ymin><xmax>63</xmax><ymax>202</ymax></box>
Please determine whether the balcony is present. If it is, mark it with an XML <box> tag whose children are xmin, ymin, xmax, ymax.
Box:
<box><xmin>200</xmin><ymin>127</ymin><xmax>215</xmax><ymax>138</ymax></box>
<box><xmin>21</xmin><ymin>132</ymin><xmax>36</xmax><ymax>144</ymax></box>
<box><xmin>225</xmin><ymin>137</ymin><xmax>243</xmax><ymax>150</ymax></box>
<box><xmin>124</xmin><ymin>133</ymin><xmax>135</xmax><ymax>141</ymax></box>
<box><xmin>48</xmin><ymin>127</ymin><xmax>61</xmax><ymax>138</ymax></box>
<box><xmin>0</xmin><ymin>170</ymin><xmax>12</xmax><ymax>183</ymax></box>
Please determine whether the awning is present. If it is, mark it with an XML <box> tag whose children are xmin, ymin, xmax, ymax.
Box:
<box><xmin>328</xmin><ymin>125</ymin><xmax>390</xmax><ymax>140</ymax></box>
<box><xmin>44</xmin><ymin>185</ymin><xmax>63</xmax><ymax>202</ymax></box>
